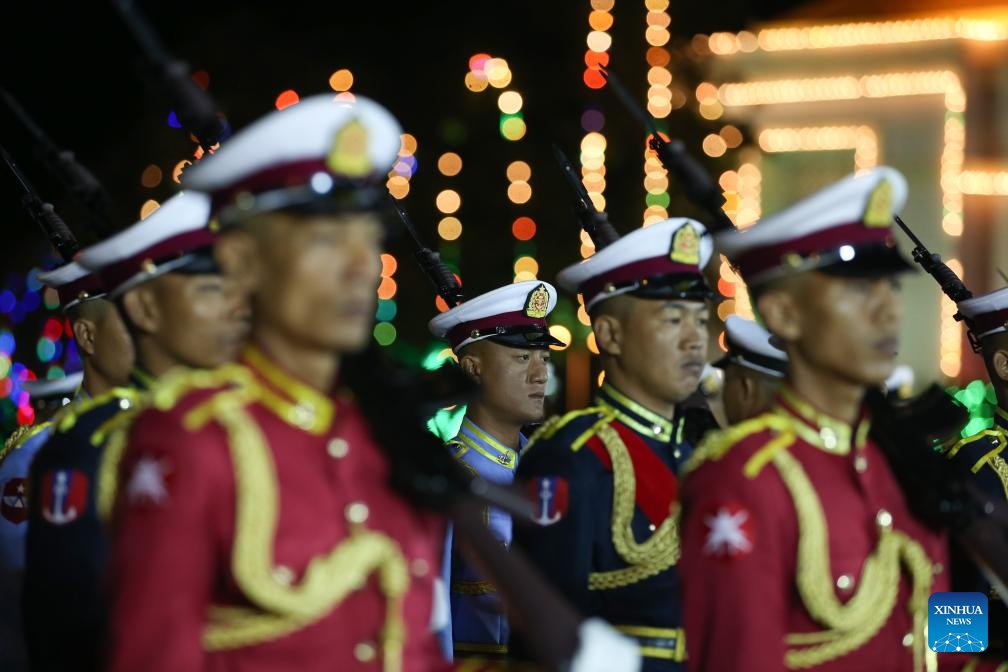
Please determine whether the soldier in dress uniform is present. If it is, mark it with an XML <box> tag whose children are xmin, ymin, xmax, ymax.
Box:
<box><xmin>0</xmin><ymin>258</ymin><xmax>131</xmax><ymax>672</ymax></box>
<box><xmin>939</xmin><ymin>287</ymin><xmax>1008</xmax><ymax>655</ymax></box>
<box><xmin>22</xmin><ymin>191</ymin><xmax>247</xmax><ymax>672</ymax></box>
<box><xmin>510</xmin><ymin>217</ymin><xmax>719</xmax><ymax>670</ymax></box>
<box><xmin>712</xmin><ymin>314</ymin><xmax>787</xmax><ymax>425</ymax></box>
<box><xmin>428</xmin><ymin>280</ymin><xmax>563</xmax><ymax>661</ymax></box>
<box><xmin>678</xmin><ymin>166</ymin><xmax>969</xmax><ymax>670</ymax></box>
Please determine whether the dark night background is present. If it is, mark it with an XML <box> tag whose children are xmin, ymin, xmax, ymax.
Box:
<box><xmin>0</xmin><ymin>0</ymin><xmax>805</xmax><ymax>423</ymax></box>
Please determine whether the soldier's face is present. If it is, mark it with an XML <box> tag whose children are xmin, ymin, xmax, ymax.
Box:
<box><xmin>765</xmin><ymin>272</ymin><xmax>902</xmax><ymax>387</ymax></box>
<box><xmin>722</xmin><ymin>364</ymin><xmax>778</xmax><ymax>425</ymax></box>
<box><xmin>146</xmin><ymin>273</ymin><xmax>250</xmax><ymax>370</ymax></box>
<box><xmin>462</xmin><ymin>341</ymin><xmax>550</xmax><ymax>426</ymax></box>
<box><xmin>613</xmin><ymin>298</ymin><xmax>710</xmax><ymax>405</ymax></box>
<box><xmin>252</xmin><ymin>212</ymin><xmax>384</xmax><ymax>354</ymax></box>
<box><xmin>88</xmin><ymin>299</ymin><xmax>135</xmax><ymax>387</ymax></box>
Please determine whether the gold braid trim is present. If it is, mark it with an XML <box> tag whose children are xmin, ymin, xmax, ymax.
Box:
<box><xmin>52</xmin><ymin>386</ymin><xmax>140</xmax><ymax>433</ymax></box>
<box><xmin>524</xmin><ymin>407</ymin><xmax>605</xmax><ymax>449</ymax></box>
<box><xmin>989</xmin><ymin>455</ymin><xmax>1008</xmax><ymax>500</ymax></box>
<box><xmin>150</xmin><ymin>364</ymin><xmax>254</xmax><ymax>412</ymax></box>
<box><xmin>587</xmin><ymin>422</ymin><xmax>680</xmax><ymax>590</ymax></box>
<box><xmin>95</xmin><ymin>410</ymin><xmax>142</xmax><ymax>522</ymax></box>
<box><xmin>773</xmin><ymin>450</ymin><xmax>934</xmax><ymax>669</ymax></box>
<box><xmin>200</xmin><ymin>400</ymin><xmax>409</xmax><ymax>668</ymax></box>
<box><xmin>1</xmin><ymin>422</ymin><xmax>50</xmax><ymax>463</ymax></box>
<box><xmin>682</xmin><ymin>413</ymin><xmax>791</xmax><ymax>476</ymax></box>
<box><xmin>451</xmin><ymin>579</ymin><xmax>498</xmax><ymax>595</ymax></box>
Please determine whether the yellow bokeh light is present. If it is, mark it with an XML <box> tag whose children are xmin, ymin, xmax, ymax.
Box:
<box><xmin>436</xmin><ymin>189</ymin><xmax>462</xmax><ymax>214</ymax></box>
<box><xmin>380</xmin><ymin>253</ymin><xmax>398</xmax><ymax>277</ymax></box>
<box><xmin>591</xmin><ymin>0</ymin><xmax>615</xmax><ymax>11</ymax></box>
<box><xmin>703</xmin><ymin>134</ymin><xmax>728</xmax><ymax>157</ymax></box>
<box><xmin>501</xmin><ymin>116</ymin><xmax>527</xmax><ymax>140</ymax></box>
<box><xmin>644</xmin><ymin>0</ymin><xmax>669</xmax><ymax>9</ymax></box>
<box><xmin>139</xmin><ymin>199</ymin><xmax>160</xmax><ymax>220</ymax></box>
<box><xmin>328</xmin><ymin>69</ymin><xmax>354</xmax><ymax>92</ymax></box>
<box><xmin>577</xmin><ymin>304</ymin><xmax>591</xmax><ymax>326</ymax></box>
<box><xmin>549</xmin><ymin>325</ymin><xmax>572</xmax><ymax>351</ymax></box>
<box><xmin>438</xmin><ymin>217</ymin><xmax>463</xmax><ymax>241</ymax></box>
<box><xmin>648</xmin><ymin>67</ymin><xmax>673</xmax><ymax>87</ymax></box>
<box><xmin>646</xmin><ymin>26</ymin><xmax>671</xmax><ymax>47</ymax></box>
<box><xmin>587</xmin><ymin>31</ymin><xmax>613</xmax><ymax>52</ymax></box>
<box><xmin>400</xmin><ymin>134</ymin><xmax>418</xmax><ymax>155</ymax></box>
<box><xmin>514</xmin><ymin>256</ymin><xmax>539</xmax><ymax>275</ymax></box>
<box><xmin>438</xmin><ymin>152</ymin><xmax>463</xmax><ymax>177</ymax></box>
<box><xmin>485</xmin><ymin>58</ymin><xmax>512</xmax><ymax>88</ymax></box>
<box><xmin>699</xmin><ymin>100</ymin><xmax>725</xmax><ymax>120</ymax></box>
<box><xmin>507</xmin><ymin>160</ymin><xmax>532</xmax><ymax>182</ymax></box>
<box><xmin>720</xmin><ymin>125</ymin><xmax>744</xmax><ymax>147</ymax></box>
<box><xmin>589</xmin><ymin>10</ymin><xmax>614</xmax><ymax>31</ymax></box>
<box><xmin>465</xmin><ymin>71</ymin><xmax>490</xmax><ymax>92</ymax></box>
<box><xmin>386</xmin><ymin>175</ymin><xmax>410</xmax><ymax>200</ymax></box>
<box><xmin>498</xmin><ymin>90</ymin><xmax>523</xmax><ymax>114</ymax></box>
<box><xmin>587</xmin><ymin>332</ymin><xmax>600</xmax><ymax>355</ymax></box>
<box><xmin>508</xmin><ymin>181</ymin><xmax>533</xmax><ymax>204</ymax></box>
<box><xmin>172</xmin><ymin>159</ymin><xmax>191</xmax><ymax>184</ymax></box>
<box><xmin>514</xmin><ymin>271</ymin><xmax>538</xmax><ymax>283</ymax></box>
<box><xmin>140</xmin><ymin>164</ymin><xmax>162</xmax><ymax>188</ymax></box>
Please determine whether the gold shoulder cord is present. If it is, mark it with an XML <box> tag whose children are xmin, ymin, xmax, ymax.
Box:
<box><xmin>0</xmin><ymin>422</ymin><xmax>50</xmax><ymax>463</ymax></box>
<box><xmin>587</xmin><ymin>422</ymin><xmax>680</xmax><ymax>591</ymax></box>
<box><xmin>192</xmin><ymin>396</ymin><xmax>409</xmax><ymax>672</ymax></box>
<box><xmin>772</xmin><ymin>449</ymin><xmax>934</xmax><ymax>670</ymax></box>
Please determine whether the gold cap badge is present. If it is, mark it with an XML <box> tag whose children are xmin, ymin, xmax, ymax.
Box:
<box><xmin>863</xmin><ymin>179</ymin><xmax>894</xmax><ymax>228</ymax></box>
<box><xmin>524</xmin><ymin>283</ymin><xmax>550</xmax><ymax>318</ymax></box>
<box><xmin>669</xmin><ymin>223</ymin><xmax>700</xmax><ymax>265</ymax></box>
<box><xmin>326</xmin><ymin>119</ymin><xmax>372</xmax><ymax>178</ymax></box>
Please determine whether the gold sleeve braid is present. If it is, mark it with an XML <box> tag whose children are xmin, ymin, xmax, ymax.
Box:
<box><xmin>586</xmin><ymin>422</ymin><xmax>681</xmax><ymax>591</ymax></box>
<box><xmin>772</xmin><ymin>449</ymin><xmax>934</xmax><ymax>670</ymax></box>
<box><xmin>185</xmin><ymin>390</ymin><xmax>409</xmax><ymax>671</ymax></box>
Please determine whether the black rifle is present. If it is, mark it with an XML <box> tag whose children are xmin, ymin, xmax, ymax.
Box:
<box><xmin>1</xmin><ymin>88</ymin><xmax>113</xmax><ymax>237</ymax></box>
<box><xmin>892</xmin><ymin>216</ymin><xmax>980</xmax><ymax>349</ymax></box>
<box><xmin>551</xmin><ymin>143</ymin><xmax>620</xmax><ymax>249</ymax></box>
<box><xmin>111</xmin><ymin>0</ymin><xmax>226</xmax><ymax>150</ymax></box>
<box><xmin>392</xmin><ymin>199</ymin><xmax>464</xmax><ymax>307</ymax></box>
<box><xmin>2</xmin><ymin>144</ymin><xmax>79</xmax><ymax>262</ymax></box>
<box><xmin>600</xmin><ymin>67</ymin><xmax>736</xmax><ymax>234</ymax></box>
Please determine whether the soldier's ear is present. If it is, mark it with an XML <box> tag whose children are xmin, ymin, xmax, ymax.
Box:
<box><xmin>756</xmin><ymin>290</ymin><xmax>801</xmax><ymax>344</ymax></box>
<box><xmin>120</xmin><ymin>286</ymin><xmax>161</xmax><ymax>334</ymax></box>
<box><xmin>70</xmin><ymin>318</ymin><xmax>99</xmax><ymax>357</ymax></box>
<box><xmin>991</xmin><ymin>348</ymin><xmax>1008</xmax><ymax>383</ymax></box>
<box><xmin>592</xmin><ymin>314</ymin><xmax>622</xmax><ymax>356</ymax></box>
<box><xmin>459</xmin><ymin>353</ymin><xmax>481</xmax><ymax>383</ymax></box>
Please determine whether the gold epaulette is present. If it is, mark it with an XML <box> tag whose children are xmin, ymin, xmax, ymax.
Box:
<box><xmin>682</xmin><ymin>412</ymin><xmax>792</xmax><ymax>477</ymax></box>
<box><xmin>524</xmin><ymin>406</ymin><xmax>609</xmax><ymax>453</ymax></box>
<box><xmin>50</xmin><ymin>387</ymin><xmax>140</xmax><ymax>435</ymax></box>
<box><xmin>943</xmin><ymin>429</ymin><xmax>1003</xmax><ymax>460</ymax></box>
<box><xmin>0</xmin><ymin>422</ymin><xmax>51</xmax><ymax>464</ymax></box>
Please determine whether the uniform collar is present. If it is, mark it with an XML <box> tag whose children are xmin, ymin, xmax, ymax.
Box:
<box><xmin>456</xmin><ymin>416</ymin><xmax>520</xmax><ymax>470</ymax></box>
<box><xmin>595</xmin><ymin>382</ymin><xmax>677</xmax><ymax>443</ymax></box>
<box><xmin>773</xmin><ymin>386</ymin><xmax>871</xmax><ymax>456</ymax></box>
<box><xmin>242</xmin><ymin>344</ymin><xmax>335</xmax><ymax>435</ymax></box>
<box><xmin>995</xmin><ymin>406</ymin><xmax>1008</xmax><ymax>432</ymax></box>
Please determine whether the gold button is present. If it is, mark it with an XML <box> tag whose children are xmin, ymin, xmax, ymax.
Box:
<box><xmin>354</xmin><ymin>641</ymin><xmax>377</xmax><ymax>662</ymax></box>
<box><xmin>854</xmin><ymin>455</ymin><xmax>868</xmax><ymax>473</ymax></box>
<box><xmin>652</xmin><ymin>425</ymin><xmax>663</xmax><ymax>435</ymax></box>
<box><xmin>411</xmin><ymin>558</ymin><xmax>430</xmax><ymax>577</ymax></box>
<box><xmin>346</xmin><ymin>501</ymin><xmax>370</xmax><ymax>525</ymax></box>
<box><xmin>876</xmin><ymin>509</ymin><xmax>893</xmax><ymax>529</ymax></box>
<box><xmin>673</xmin><ymin>449</ymin><xmax>682</xmax><ymax>459</ymax></box>
<box><xmin>902</xmin><ymin>633</ymin><xmax>914</xmax><ymax>647</ymax></box>
<box><xmin>272</xmin><ymin>564</ymin><xmax>295</xmax><ymax>586</ymax></box>
<box><xmin>119</xmin><ymin>398</ymin><xmax>132</xmax><ymax>410</ymax></box>
<box><xmin>141</xmin><ymin>259</ymin><xmax>158</xmax><ymax>274</ymax></box>
<box><xmin>835</xmin><ymin>574</ymin><xmax>854</xmax><ymax>591</ymax></box>
<box><xmin>819</xmin><ymin>427</ymin><xmax>838</xmax><ymax>450</ymax></box>
<box><xmin>327</xmin><ymin>438</ymin><xmax>349</xmax><ymax>459</ymax></box>
<box><xmin>648</xmin><ymin>523</ymin><xmax>657</xmax><ymax>532</ymax></box>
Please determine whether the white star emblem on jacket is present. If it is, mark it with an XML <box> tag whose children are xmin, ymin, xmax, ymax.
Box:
<box><xmin>126</xmin><ymin>456</ymin><xmax>170</xmax><ymax>505</ymax></box>
<box><xmin>703</xmin><ymin>506</ymin><xmax>753</xmax><ymax>557</ymax></box>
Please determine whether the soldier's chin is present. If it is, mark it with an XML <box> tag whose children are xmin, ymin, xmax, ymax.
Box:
<box><xmin>328</xmin><ymin>324</ymin><xmax>374</xmax><ymax>354</ymax></box>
